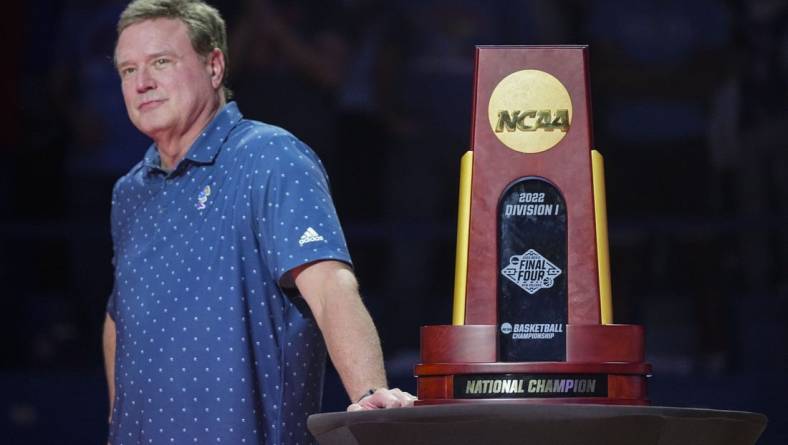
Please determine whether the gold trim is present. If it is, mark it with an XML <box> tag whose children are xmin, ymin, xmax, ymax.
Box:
<box><xmin>452</xmin><ymin>151</ymin><xmax>473</xmax><ymax>325</ymax></box>
<box><xmin>592</xmin><ymin>150</ymin><xmax>613</xmax><ymax>324</ymax></box>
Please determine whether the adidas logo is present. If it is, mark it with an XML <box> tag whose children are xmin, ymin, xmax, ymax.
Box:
<box><xmin>298</xmin><ymin>227</ymin><xmax>325</xmax><ymax>246</ymax></box>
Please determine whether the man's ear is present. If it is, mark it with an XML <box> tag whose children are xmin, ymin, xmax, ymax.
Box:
<box><xmin>207</xmin><ymin>48</ymin><xmax>226</xmax><ymax>89</ymax></box>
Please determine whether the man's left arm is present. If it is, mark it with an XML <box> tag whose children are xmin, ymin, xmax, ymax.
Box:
<box><xmin>292</xmin><ymin>260</ymin><xmax>416</xmax><ymax>411</ymax></box>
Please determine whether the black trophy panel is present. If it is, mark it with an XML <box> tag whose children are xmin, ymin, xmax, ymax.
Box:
<box><xmin>498</xmin><ymin>177</ymin><xmax>568</xmax><ymax>362</ymax></box>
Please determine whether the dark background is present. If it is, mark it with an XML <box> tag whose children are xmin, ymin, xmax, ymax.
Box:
<box><xmin>2</xmin><ymin>0</ymin><xmax>787</xmax><ymax>443</ymax></box>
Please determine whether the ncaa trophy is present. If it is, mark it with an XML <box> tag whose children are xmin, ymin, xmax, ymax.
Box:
<box><xmin>415</xmin><ymin>46</ymin><xmax>650</xmax><ymax>404</ymax></box>
<box><xmin>307</xmin><ymin>46</ymin><xmax>767</xmax><ymax>445</ymax></box>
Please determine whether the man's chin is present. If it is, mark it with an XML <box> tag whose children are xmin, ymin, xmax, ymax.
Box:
<box><xmin>133</xmin><ymin>118</ymin><xmax>171</xmax><ymax>140</ymax></box>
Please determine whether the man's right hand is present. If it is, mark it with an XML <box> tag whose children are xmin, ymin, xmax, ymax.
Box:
<box><xmin>346</xmin><ymin>388</ymin><xmax>417</xmax><ymax>411</ymax></box>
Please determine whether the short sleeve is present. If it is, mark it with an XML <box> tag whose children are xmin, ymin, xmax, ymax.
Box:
<box><xmin>106</xmin><ymin>180</ymin><xmax>122</xmax><ymax>321</ymax></box>
<box><xmin>253</xmin><ymin>133</ymin><xmax>352</xmax><ymax>285</ymax></box>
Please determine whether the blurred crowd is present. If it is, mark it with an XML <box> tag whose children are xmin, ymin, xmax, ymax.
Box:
<box><xmin>1</xmin><ymin>0</ymin><xmax>787</xmax><ymax>441</ymax></box>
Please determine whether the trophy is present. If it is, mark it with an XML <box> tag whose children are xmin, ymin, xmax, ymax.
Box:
<box><xmin>307</xmin><ymin>46</ymin><xmax>765</xmax><ymax>445</ymax></box>
<box><xmin>415</xmin><ymin>46</ymin><xmax>651</xmax><ymax>404</ymax></box>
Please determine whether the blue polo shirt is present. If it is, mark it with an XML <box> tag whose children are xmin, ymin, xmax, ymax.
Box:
<box><xmin>107</xmin><ymin>102</ymin><xmax>351</xmax><ymax>445</ymax></box>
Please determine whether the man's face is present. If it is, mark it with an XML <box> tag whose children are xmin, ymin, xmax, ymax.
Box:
<box><xmin>115</xmin><ymin>18</ymin><xmax>219</xmax><ymax>140</ymax></box>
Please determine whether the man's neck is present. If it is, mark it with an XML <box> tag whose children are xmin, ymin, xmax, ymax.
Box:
<box><xmin>154</xmin><ymin>98</ymin><xmax>226</xmax><ymax>171</ymax></box>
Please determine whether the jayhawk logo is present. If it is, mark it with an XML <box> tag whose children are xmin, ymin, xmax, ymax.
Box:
<box><xmin>196</xmin><ymin>185</ymin><xmax>212</xmax><ymax>210</ymax></box>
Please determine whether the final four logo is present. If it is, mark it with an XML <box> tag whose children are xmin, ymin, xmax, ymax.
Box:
<box><xmin>501</xmin><ymin>249</ymin><xmax>562</xmax><ymax>295</ymax></box>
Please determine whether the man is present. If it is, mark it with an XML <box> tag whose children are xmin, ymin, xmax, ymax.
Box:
<box><xmin>103</xmin><ymin>1</ymin><xmax>414</xmax><ymax>444</ymax></box>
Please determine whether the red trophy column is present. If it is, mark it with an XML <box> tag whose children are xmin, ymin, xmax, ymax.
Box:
<box><xmin>416</xmin><ymin>46</ymin><xmax>651</xmax><ymax>405</ymax></box>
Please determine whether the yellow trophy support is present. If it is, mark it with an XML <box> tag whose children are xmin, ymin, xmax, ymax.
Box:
<box><xmin>591</xmin><ymin>149</ymin><xmax>613</xmax><ymax>324</ymax></box>
<box><xmin>452</xmin><ymin>151</ymin><xmax>473</xmax><ymax>325</ymax></box>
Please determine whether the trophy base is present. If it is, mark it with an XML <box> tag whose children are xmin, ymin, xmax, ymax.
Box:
<box><xmin>415</xmin><ymin>324</ymin><xmax>651</xmax><ymax>405</ymax></box>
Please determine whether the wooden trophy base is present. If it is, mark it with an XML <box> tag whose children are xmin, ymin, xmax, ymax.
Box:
<box><xmin>415</xmin><ymin>324</ymin><xmax>651</xmax><ymax>405</ymax></box>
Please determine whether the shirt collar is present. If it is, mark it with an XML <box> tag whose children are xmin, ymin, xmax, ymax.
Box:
<box><xmin>142</xmin><ymin>101</ymin><xmax>244</xmax><ymax>173</ymax></box>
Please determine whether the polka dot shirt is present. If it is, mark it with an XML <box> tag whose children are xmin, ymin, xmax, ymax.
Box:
<box><xmin>106</xmin><ymin>102</ymin><xmax>351</xmax><ymax>445</ymax></box>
